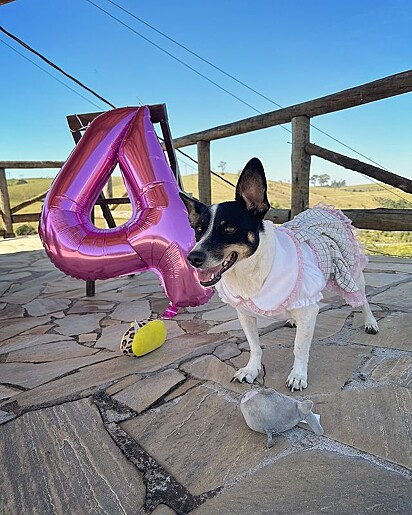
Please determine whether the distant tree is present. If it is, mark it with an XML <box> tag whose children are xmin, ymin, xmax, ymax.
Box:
<box><xmin>217</xmin><ymin>161</ymin><xmax>227</xmax><ymax>174</ymax></box>
<box><xmin>330</xmin><ymin>179</ymin><xmax>347</xmax><ymax>188</ymax></box>
<box><xmin>318</xmin><ymin>174</ymin><xmax>330</xmax><ymax>187</ymax></box>
<box><xmin>310</xmin><ymin>175</ymin><xmax>319</xmax><ymax>186</ymax></box>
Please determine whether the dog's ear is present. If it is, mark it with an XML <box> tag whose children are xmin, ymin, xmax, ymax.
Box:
<box><xmin>236</xmin><ymin>157</ymin><xmax>270</xmax><ymax>218</ymax></box>
<box><xmin>179</xmin><ymin>192</ymin><xmax>206</xmax><ymax>227</ymax></box>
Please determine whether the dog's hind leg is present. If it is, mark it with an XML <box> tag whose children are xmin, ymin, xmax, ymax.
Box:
<box><xmin>356</xmin><ymin>272</ymin><xmax>379</xmax><ymax>334</ymax></box>
<box><xmin>286</xmin><ymin>303</ymin><xmax>319</xmax><ymax>391</ymax></box>
<box><xmin>232</xmin><ymin>309</ymin><xmax>262</xmax><ymax>383</ymax></box>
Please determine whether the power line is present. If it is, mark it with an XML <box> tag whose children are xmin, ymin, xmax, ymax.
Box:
<box><xmin>103</xmin><ymin>0</ymin><xmax>396</xmax><ymax>171</ymax></box>
<box><xmin>0</xmin><ymin>37</ymin><xmax>105</xmax><ymax>110</ymax></box>
<box><xmin>84</xmin><ymin>0</ymin><xmax>266</xmax><ymax>116</ymax></box>
<box><xmin>2</xmin><ymin>8</ymin><xmax>410</xmax><ymax>205</ymax></box>
<box><xmin>0</xmin><ymin>24</ymin><xmax>116</xmax><ymax>109</ymax></box>
<box><xmin>99</xmin><ymin>0</ymin><xmax>412</xmax><ymax>202</ymax></box>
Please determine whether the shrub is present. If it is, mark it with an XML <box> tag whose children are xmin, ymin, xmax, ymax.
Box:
<box><xmin>16</xmin><ymin>224</ymin><xmax>37</xmax><ymax>236</ymax></box>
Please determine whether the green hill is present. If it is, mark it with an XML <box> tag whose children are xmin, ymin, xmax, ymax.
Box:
<box><xmin>7</xmin><ymin>175</ymin><xmax>412</xmax><ymax>257</ymax></box>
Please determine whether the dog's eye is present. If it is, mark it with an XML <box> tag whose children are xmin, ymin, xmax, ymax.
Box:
<box><xmin>195</xmin><ymin>225</ymin><xmax>203</xmax><ymax>233</ymax></box>
<box><xmin>223</xmin><ymin>225</ymin><xmax>236</xmax><ymax>234</ymax></box>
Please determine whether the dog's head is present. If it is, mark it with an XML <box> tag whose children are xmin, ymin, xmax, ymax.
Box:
<box><xmin>179</xmin><ymin>157</ymin><xmax>270</xmax><ymax>286</ymax></box>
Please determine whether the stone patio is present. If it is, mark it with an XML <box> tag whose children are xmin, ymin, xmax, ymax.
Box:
<box><xmin>0</xmin><ymin>236</ymin><xmax>411</xmax><ymax>514</ymax></box>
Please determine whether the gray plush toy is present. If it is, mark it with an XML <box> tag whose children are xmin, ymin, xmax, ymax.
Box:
<box><xmin>240</xmin><ymin>388</ymin><xmax>324</xmax><ymax>448</ymax></box>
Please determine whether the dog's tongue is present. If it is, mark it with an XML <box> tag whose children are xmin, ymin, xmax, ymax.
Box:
<box><xmin>199</xmin><ymin>269</ymin><xmax>224</xmax><ymax>288</ymax></box>
<box><xmin>199</xmin><ymin>252</ymin><xmax>238</xmax><ymax>287</ymax></box>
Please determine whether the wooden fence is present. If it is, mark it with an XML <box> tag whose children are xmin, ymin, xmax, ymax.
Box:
<box><xmin>1</xmin><ymin>70</ymin><xmax>412</xmax><ymax>237</ymax></box>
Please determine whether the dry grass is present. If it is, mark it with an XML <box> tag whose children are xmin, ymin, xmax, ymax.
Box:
<box><xmin>7</xmin><ymin>175</ymin><xmax>412</xmax><ymax>258</ymax></box>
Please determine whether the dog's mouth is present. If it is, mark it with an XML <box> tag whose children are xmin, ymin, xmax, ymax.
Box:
<box><xmin>199</xmin><ymin>251</ymin><xmax>238</xmax><ymax>287</ymax></box>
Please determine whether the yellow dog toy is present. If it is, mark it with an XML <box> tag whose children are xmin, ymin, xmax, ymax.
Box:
<box><xmin>120</xmin><ymin>318</ymin><xmax>167</xmax><ymax>357</ymax></box>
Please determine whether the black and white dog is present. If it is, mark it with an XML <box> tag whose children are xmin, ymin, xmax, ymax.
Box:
<box><xmin>180</xmin><ymin>158</ymin><xmax>378</xmax><ymax>390</ymax></box>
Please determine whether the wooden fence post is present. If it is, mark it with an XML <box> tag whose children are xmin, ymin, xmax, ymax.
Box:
<box><xmin>103</xmin><ymin>177</ymin><xmax>113</xmax><ymax>199</ymax></box>
<box><xmin>291</xmin><ymin>116</ymin><xmax>311</xmax><ymax>218</ymax></box>
<box><xmin>197</xmin><ymin>140</ymin><xmax>211</xmax><ymax>205</ymax></box>
<box><xmin>0</xmin><ymin>168</ymin><xmax>15</xmax><ymax>238</ymax></box>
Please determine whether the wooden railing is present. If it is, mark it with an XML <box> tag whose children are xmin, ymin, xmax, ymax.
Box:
<box><xmin>1</xmin><ymin>70</ymin><xmax>411</xmax><ymax>237</ymax></box>
<box><xmin>173</xmin><ymin>69</ymin><xmax>412</xmax><ymax>226</ymax></box>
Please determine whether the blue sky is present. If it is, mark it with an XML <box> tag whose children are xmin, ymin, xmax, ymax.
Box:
<box><xmin>0</xmin><ymin>0</ymin><xmax>411</xmax><ymax>186</ymax></box>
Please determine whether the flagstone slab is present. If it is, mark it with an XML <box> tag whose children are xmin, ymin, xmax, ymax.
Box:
<box><xmin>194</xmin><ymin>450</ymin><xmax>412</xmax><ymax>515</ymax></box>
<box><xmin>202</xmin><ymin>304</ymin><xmax>238</xmax><ymax>322</ymax></box>
<box><xmin>117</xmin><ymin>333</ymin><xmax>230</xmax><ymax>375</ymax></box>
<box><xmin>213</xmin><ymin>341</ymin><xmax>241</xmax><ymax>360</ymax></box>
<box><xmin>364</xmin><ymin>272</ymin><xmax>410</xmax><ymax>288</ymax></box>
<box><xmin>24</xmin><ymin>298</ymin><xmax>71</xmax><ymax>316</ymax></box>
<box><xmin>0</xmin><ymin>333</ymin><xmax>71</xmax><ymax>354</ymax></box>
<box><xmin>0</xmin><ymin>385</ymin><xmax>21</xmax><ymax>401</ymax></box>
<box><xmin>231</xmin><ymin>344</ymin><xmax>370</xmax><ymax>395</ymax></box>
<box><xmin>0</xmin><ymin>409</ymin><xmax>15</xmax><ymax>424</ymax></box>
<box><xmin>54</xmin><ymin>313</ymin><xmax>106</xmax><ymax>337</ymax></box>
<box><xmin>313</xmin><ymin>307</ymin><xmax>352</xmax><ymax>340</ymax></box>
<box><xmin>78</xmin><ymin>333</ymin><xmax>98</xmax><ymax>343</ymax></box>
<box><xmin>0</xmin><ymin>282</ymin><xmax>12</xmax><ymax>296</ymax></box>
<box><xmin>121</xmin><ymin>385</ymin><xmax>290</xmax><ymax>496</ymax></box>
<box><xmin>9</xmin><ymin>271</ymin><xmax>63</xmax><ymax>292</ymax></box>
<box><xmin>0</xmin><ymin>304</ymin><xmax>24</xmax><ymax>320</ymax></box>
<box><xmin>365</xmin><ymin>260</ymin><xmax>412</xmax><ymax>274</ymax></box>
<box><xmin>2</xmin><ymin>271</ymin><xmax>32</xmax><ymax>281</ymax></box>
<box><xmin>351</xmin><ymin>312</ymin><xmax>412</xmax><ymax>351</ymax></box>
<box><xmin>207</xmin><ymin>316</ymin><xmax>275</xmax><ymax>334</ymax></box>
<box><xmin>2</xmin><ymin>286</ymin><xmax>42</xmax><ymax>305</ymax></box>
<box><xmin>162</xmin><ymin>320</ymin><xmax>185</xmax><ymax>340</ymax></box>
<box><xmin>21</xmin><ymin>323</ymin><xmax>55</xmax><ymax>335</ymax></box>
<box><xmin>66</xmin><ymin>299</ymin><xmax>115</xmax><ymax>314</ymax></box>
<box><xmin>178</xmin><ymin>319</ymin><xmax>210</xmax><ymax>334</ymax></box>
<box><xmin>111</xmin><ymin>299</ymin><xmax>151</xmax><ymax>322</ymax></box>
<box><xmin>258</xmin><ymin>327</ymin><xmax>296</xmax><ymax>348</ymax></box>
<box><xmin>312</xmin><ymin>385</ymin><xmax>412</xmax><ymax>469</ymax></box>
<box><xmin>4</xmin><ymin>356</ymin><xmax>140</xmax><ymax>411</ymax></box>
<box><xmin>164</xmin><ymin>378</ymin><xmax>201</xmax><ymax>402</ymax></box>
<box><xmin>113</xmin><ymin>369</ymin><xmax>185</xmax><ymax>412</ymax></box>
<box><xmin>6</xmin><ymin>340</ymin><xmax>99</xmax><ymax>363</ymax></box>
<box><xmin>96</xmin><ymin>323</ymin><xmax>130</xmax><ymax>352</ymax></box>
<box><xmin>0</xmin><ymin>399</ymin><xmax>145</xmax><ymax>514</ymax></box>
<box><xmin>181</xmin><ymin>355</ymin><xmax>248</xmax><ymax>394</ymax></box>
<box><xmin>133</xmin><ymin>283</ymin><xmax>164</xmax><ymax>294</ymax></box>
<box><xmin>0</xmin><ymin>351</ymin><xmax>114</xmax><ymax>389</ymax></box>
<box><xmin>0</xmin><ymin>315</ymin><xmax>52</xmax><ymax>342</ymax></box>
<box><xmin>362</xmin><ymin>355</ymin><xmax>412</xmax><ymax>389</ymax></box>
<box><xmin>42</xmin><ymin>276</ymin><xmax>83</xmax><ymax>293</ymax></box>
<box><xmin>370</xmin><ymin>282</ymin><xmax>412</xmax><ymax>310</ymax></box>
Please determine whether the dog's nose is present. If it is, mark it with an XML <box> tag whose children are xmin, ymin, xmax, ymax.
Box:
<box><xmin>187</xmin><ymin>250</ymin><xmax>206</xmax><ymax>268</ymax></box>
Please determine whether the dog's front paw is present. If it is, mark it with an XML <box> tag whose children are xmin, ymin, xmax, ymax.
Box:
<box><xmin>286</xmin><ymin>368</ymin><xmax>307</xmax><ymax>392</ymax></box>
<box><xmin>232</xmin><ymin>364</ymin><xmax>261</xmax><ymax>384</ymax></box>
<box><xmin>365</xmin><ymin>320</ymin><xmax>379</xmax><ymax>334</ymax></box>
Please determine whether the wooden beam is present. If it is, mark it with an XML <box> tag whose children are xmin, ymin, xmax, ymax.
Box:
<box><xmin>0</xmin><ymin>1</ymin><xmax>17</xmax><ymax>6</ymax></box>
<box><xmin>306</xmin><ymin>143</ymin><xmax>412</xmax><ymax>194</ymax></box>
<box><xmin>265</xmin><ymin>208</ymin><xmax>412</xmax><ymax>231</ymax></box>
<box><xmin>0</xmin><ymin>161</ymin><xmax>63</xmax><ymax>169</ymax></box>
<box><xmin>11</xmin><ymin>190</ymin><xmax>49</xmax><ymax>214</ymax></box>
<box><xmin>291</xmin><ymin>116</ymin><xmax>311</xmax><ymax>217</ymax></box>
<box><xmin>0</xmin><ymin>168</ymin><xmax>15</xmax><ymax>237</ymax></box>
<box><xmin>172</xmin><ymin>70</ymin><xmax>412</xmax><ymax>148</ymax></box>
<box><xmin>12</xmin><ymin>207</ymin><xmax>412</xmax><ymax>231</ymax></box>
<box><xmin>197</xmin><ymin>141</ymin><xmax>211</xmax><ymax>205</ymax></box>
<box><xmin>11</xmin><ymin>213</ymin><xmax>40</xmax><ymax>223</ymax></box>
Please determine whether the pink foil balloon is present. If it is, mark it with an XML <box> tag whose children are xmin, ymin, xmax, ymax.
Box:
<box><xmin>39</xmin><ymin>106</ymin><xmax>213</xmax><ymax>317</ymax></box>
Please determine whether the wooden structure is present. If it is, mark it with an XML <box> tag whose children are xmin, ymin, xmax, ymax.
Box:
<box><xmin>67</xmin><ymin>104</ymin><xmax>181</xmax><ymax>295</ymax></box>
<box><xmin>172</xmin><ymin>70</ymin><xmax>412</xmax><ymax>219</ymax></box>
<box><xmin>1</xmin><ymin>71</ymin><xmax>412</xmax><ymax>239</ymax></box>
